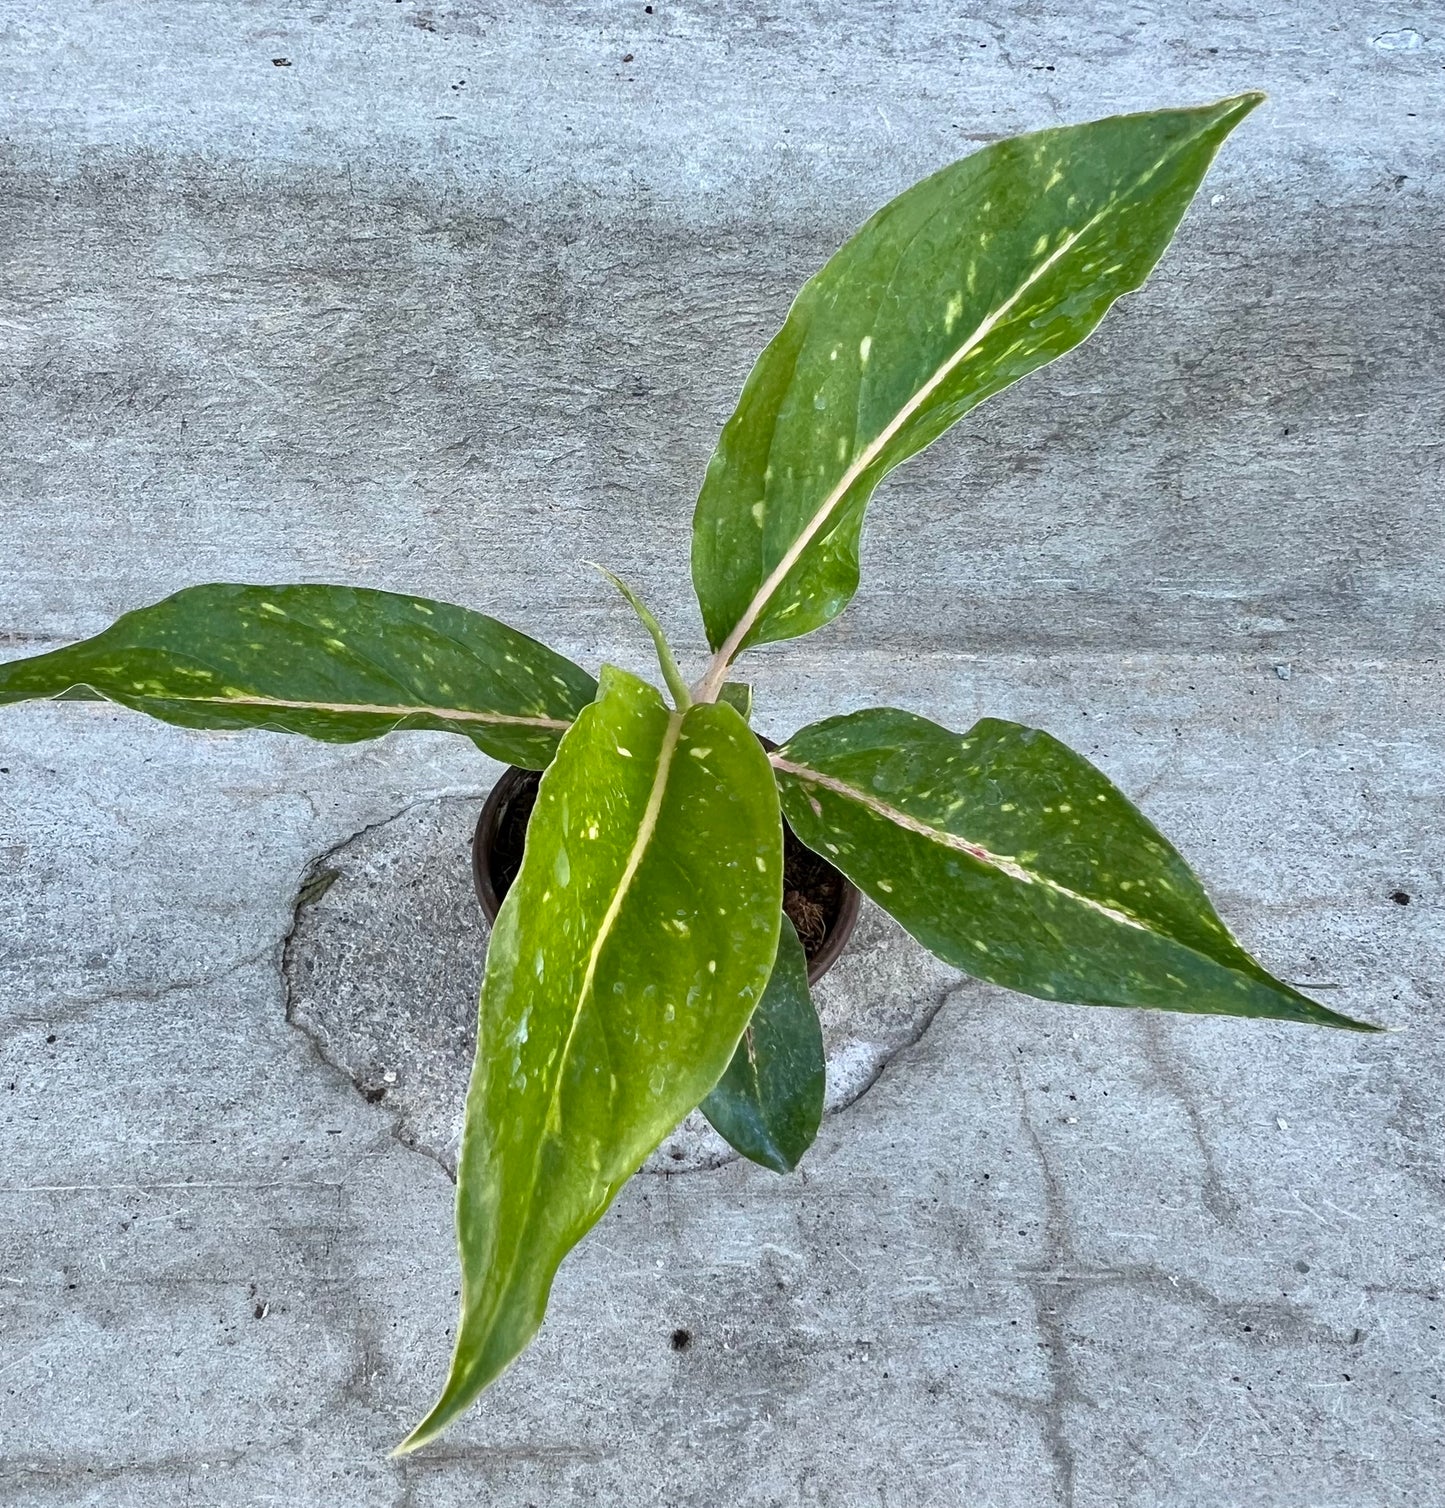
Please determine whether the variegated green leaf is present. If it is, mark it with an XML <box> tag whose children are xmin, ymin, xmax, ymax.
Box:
<box><xmin>0</xmin><ymin>584</ymin><xmax>596</xmax><ymax>768</ymax></box>
<box><xmin>702</xmin><ymin>916</ymin><xmax>824</xmax><ymax>1173</ymax></box>
<box><xmin>718</xmin><ymin>682</ymin><xmax>754</xmax><ymax>723</ymax></box>
<box><xmin>399</xmin><ymin>666</ymin><xmax>782</xmax><ymax>1453</ymax></box>
<box><xmin>693</xmin><ymin>95</ymin><xmax>1261</xmax><ymax>682</ymax></box>
<box><xmin>774</xmin><ymin>708</ymin><xmax>1374</xmax><ymax>1030</ymax></box>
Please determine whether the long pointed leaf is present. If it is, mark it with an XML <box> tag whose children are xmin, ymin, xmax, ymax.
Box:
<box><xmin>399</xmin><ymin>666</ymin><xmax>782</xmax><ymax>1452</ymax></box>
<box><xmin>0</xmin><ymin>584</ymin><xmax>597</xmax><ymax>768</ymax></box>
<box><xmin>774</xmin><ymin>709</ymin><xmax>1374</xmax><ymax>1030</ymax></box>
<box><xmin>692</xmin><ymin>95</ymin><xmax>1261</xmax><ymax>671</ymax></box>
<box><xmin>702</xmin><ymin>916</ymin><xmax>824</xmax><ymax>1174</ymax></box>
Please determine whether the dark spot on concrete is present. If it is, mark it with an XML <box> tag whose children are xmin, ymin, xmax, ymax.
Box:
<box><xmin>253</xmin><ymin>1302</ymin><xmax>268</xmax><ymax>1319</ymax></box>
<box><xmin>1392</xmin><ymin>890</ymin><xmax>1411</xmax><ymax>905</ymax></box>
<box><xmin>272</xmin><ymin>58</ymin><xmax>292</xmax><ymax>67</ymax></box>
<box><xmin>45</xmin><ymin>1033</ymin><xmax>56</xmax><ymax>1044</ymax></box>
<box><xmin>622</xmin><ymin>54</ymin><xmax>634</xmax><ymax>62</ymax></box>
<box><xmin>670</xmin><ymin>1328</ymin><xmax>692</xmax><ymax>1352</ymax></box>
<box><xmin>1295</xmin><ymin>1260</ymin><xmax>1311</xmax><ymax>1273</ymax></box>
<box><xmin>360</xmin><ymin>1082</ymin><xmax>388</xmax><ymax>1104</ymax></box>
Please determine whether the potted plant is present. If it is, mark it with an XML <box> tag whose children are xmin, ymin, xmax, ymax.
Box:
<box><xmin>0</xmin><ymin>93</ymin><xmax>1377</xmax><ymax>1453</ymax></box>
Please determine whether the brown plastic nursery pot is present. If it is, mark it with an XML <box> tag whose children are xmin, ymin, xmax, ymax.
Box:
<box><xmin>472</xmin><ymin>754</ymin><xmax>862</xmax><ymax>987</ymax></box>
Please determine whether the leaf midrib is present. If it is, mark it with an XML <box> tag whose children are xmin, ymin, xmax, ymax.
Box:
<box><xmin>31</xmin><ymin>684</ymin><xmax>573</xmax><ymax>731</ymax></box>
<box><xmin>543</xmin><ymin>709</ymin><xmax>684</xmax><ymax>1138</ymax></box>
<box><xmin>479</xmin><ymin>709</ymin><xmax>685</xmax><ymax>1349</ymax></box>
<box><xmin>774</xmin><ymin>745</ymin><xmax>1371</xmax><ymax>1031</ymax></box>
<box><xmin>701</xmin><ymin>110</ymin><xmax>1233</xmax><ymax>690</ymax></box>
<box><xmin>772</xmin><ymin>753</ymin><xmax>1150</xmax><ymax>933</ymax></box>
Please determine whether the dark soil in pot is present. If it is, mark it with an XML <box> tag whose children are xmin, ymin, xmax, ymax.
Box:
<box><xmin>473</xmin><ymin>764</ymin><xmax>861</xmax><ymax>986</ymax></box>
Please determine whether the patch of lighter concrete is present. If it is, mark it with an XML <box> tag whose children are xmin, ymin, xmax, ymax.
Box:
<box><xmin>282</xmin><ymin>795</ymin><xmax>958</xmax><ymax>1177</ymax></box>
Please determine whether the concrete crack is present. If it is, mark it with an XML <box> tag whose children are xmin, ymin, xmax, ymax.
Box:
<box><xmin>279</xmin><ymin>797</ymin><xmax>484</xmax><ymax>1185</ymax></box>
<box><xmin>0</xmin><ymin>943</ymin><xmax>278</xmax><ymax>1051</ymax></box>
<box><xmin>1136</xmin><ymin>1014</ymin><xmax>1242</xmax><ymax>1228</ymax></box>
<box><xmin>1012</xmin><ymin>1058</ymin><xmax>1084</xmax><ymax>1508</ymax></box>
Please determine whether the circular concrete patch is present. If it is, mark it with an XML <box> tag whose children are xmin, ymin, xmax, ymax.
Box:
<box><xmin>284</xmin><ymin>795</ymin><xmax>958</xmax><ymax>1175</ymax></box>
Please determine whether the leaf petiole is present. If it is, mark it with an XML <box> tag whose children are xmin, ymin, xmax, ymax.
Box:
<box><xmin>590</xmin><ymin>564</ymin><xmax>694</xmax><ymax>711</ymax></box>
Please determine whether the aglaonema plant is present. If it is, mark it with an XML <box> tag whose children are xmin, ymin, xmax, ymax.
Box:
<box><xmin>0</xmin><ymin>94</ymin><xmax>1377</xmax><ymax>1452</ymax></box>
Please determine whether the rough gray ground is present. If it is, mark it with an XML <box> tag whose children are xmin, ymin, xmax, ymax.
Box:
<box><xmin>0</xmin><ymin>3</ymin><xmax>1441</xmax><ymax>1505</ymax></box>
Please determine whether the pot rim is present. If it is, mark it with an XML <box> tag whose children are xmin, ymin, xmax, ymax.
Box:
<box><xmin>472</xmin><ymin>762</ymin><xmax>862</xmax><ymax>987</ymax></box>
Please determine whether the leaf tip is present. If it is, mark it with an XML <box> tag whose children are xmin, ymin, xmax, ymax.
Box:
<box><xmin>759</xmin><ymin>1145</ymin><xmax>799</xmax><ymax>1175</ymax></box>
<box><xmin>389</xmin><ymin>1426</ymin><xmax>428</xmax><ymax>1459</ymax></box>
<box><xmin>390</xmin><ymin>1395</ymin><xmax>455</xmax><ymax>1458</ymax></box>
<box><xmin>1302</xmin><ymin>1000</ymin><xmax>1385</xmax><ymax>1033</ymax></box>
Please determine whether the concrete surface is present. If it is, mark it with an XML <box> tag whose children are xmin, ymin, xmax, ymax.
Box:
<box><xmin>0</xmin><ymin>2</ymin><xmax>1440</xmax><ymax>1504</ymax></box>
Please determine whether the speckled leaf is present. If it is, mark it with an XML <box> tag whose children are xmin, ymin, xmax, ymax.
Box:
<box><xmin>400</xmin><ymin>666</ymin><xmax>782</xmax><ymax>1453</ymax></box>
<box><xmin>0</xmin><ymin>584</ymin><xmax>597</xmax><ymax>768</ymax></box>
<box><xmin>719</xmin><ymin>681</ymin><xmax>754</xmax><ymax>722</ymax></box>
<box><xmin>702</xmin><ymin>916</ymin><xmax>824</xmax><ymax>1173</ymax></box>
<box><xmin>774</xmin><ymin>709</ymin><xmax>1374</xmax><ymax>1030</ymax></box>
<box><xmin>692</xmin><ymin>95</ymin><xmax>1261</xmax><ymax>669</ymax></box>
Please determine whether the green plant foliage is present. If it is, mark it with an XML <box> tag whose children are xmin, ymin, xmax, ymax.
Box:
<box><xmin>399</xmin><ymin>667</ymin><xmax>782</xmax><ymax>1452</ymax></box>
<box><xmin>0</xmin><ymin>97</ymin><xmax>1376</xmax><ymax>1456</ymax></box>
<box><xmin>701</xmin><ymin>916</ymin><xmax>825</xmax><ymax>1173</ymax></box>
<box><xmin>718</xmin><ymin>682</ymin><xmax>754</xmax><ymax>722</ymax></box>
<box><xmin>691</xmin><ymin>95</ymin><xmax>1262</xmax><ymax>681</ymax></box>
<box><xmin>0</xmin><ymin>584</ymin><xmax>596</xmax><ymax>769</ymax></box>
<box><xmin>774</xmin><ymin>709</ymin><xmax>1373</xmax><ymax>1030</ymax></box>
